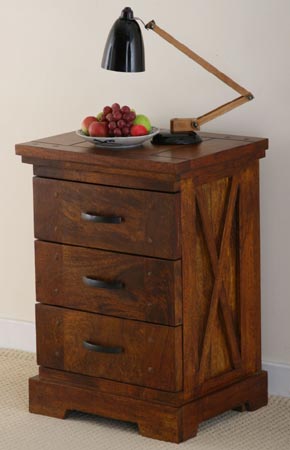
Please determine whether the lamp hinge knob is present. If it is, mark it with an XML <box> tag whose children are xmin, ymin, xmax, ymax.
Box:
<box><xmin>145</xmin><ymin>20</ymin><xmax>156</xmax><ymax>30</ymax></box>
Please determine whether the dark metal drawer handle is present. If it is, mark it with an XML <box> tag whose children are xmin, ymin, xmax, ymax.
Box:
<box><xmin>82</xmin><ymin>276</ymin><xmax>124</xmax><ymax>290</ymax></box>
<box><xmin>83</xmin><ymin>340</ymin><xmax>123</xmax><ymax>354</ymax></box>
<box><xmin>81</xmin><ymin>212</ymin><xmax>122</xmax><ymax>224</ymax></box>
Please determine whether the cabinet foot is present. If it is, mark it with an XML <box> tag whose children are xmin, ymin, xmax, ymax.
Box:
<box><xmin>138</xmin><ymin>416</ymin><xmax>198</xmax><ymax>443</ymax></box>
<box><xmin>29</xmin><ymin>404</ymin><xmax>69</xmax><ymax>419</ymax></box>
<box><xmin>29</xmin><ymin>376</ymin><xmax>69</xmax><ymax>419</ymax></box>
<box><xmin>233</xmin><ymin>373</ymin><xmax>268</xmax><ymax>412</ymax></box>
<box><xmin>245</xmin><ymin>392</ymin><xmax>268</xmax><ymax>411</ymax></box>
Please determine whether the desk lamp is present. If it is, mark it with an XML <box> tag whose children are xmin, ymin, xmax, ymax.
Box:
<box><xmin>102</xmin><ymin>7</ymin><xmax>253</xmax><ymax>145</ymax></box>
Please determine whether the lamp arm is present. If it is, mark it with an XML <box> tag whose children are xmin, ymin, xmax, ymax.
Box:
<box><xmin>145</xmin><ymin>20</ymin><xmax>254</xmax><ymax>133</ymax></box>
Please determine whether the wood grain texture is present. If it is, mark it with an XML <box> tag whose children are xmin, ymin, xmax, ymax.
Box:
<box><xmin>171</xmin><ymin>96</ymin><xmax>251</xmax><ymax>132</ymax></box>
<box><xmin>35</xmin><ymin>241</ymin><xmax>182</xmax><ymax>325</ymax></box>
<box><xmin>26</xmin><ymin>145</ymin><xmax>265</xmax><ymax>192</ymax></box>
<box><xmin>239</xmin><ymin>161</ymin><xmax>262</xmax><ymax>373</ymax></box>
<box><xmin>29</xmin><ymin>371</ymin><xmax>267</xmax><ymax>443</ymax></box>
<box><xmin>15</xmin><ymin>131</ymin><xmax>268</xmax><ymax>179</ymax></box>
<box><xmin>32</xmin><ymin>162</ymin><xmax>181</xmax><ymax>192</ymax></box>
<box><xmin>29</xmin><ymin>375</ymin><xmax>189</xmax><ymax>443</ymax></box>
<box><xmin>33</xmin><ymin>177</ymin><xmax>181</xmax><ymax>259</ymax></box>
<box><xmin>197</xmin><ymin>175</ymin><xmax>240</xmax><ymax>383</ymax></box>
<box><xmin>36</xmin><ymin>304</ymin><xmax>183</xmax><ymax>392</ymax></box>
<box><xmin>196</xmin><ymin>188</ymin><xmax>241</xmax><ymax>370</ymax></box>
<box><xmin>181</xmin><ymin>371</ymin><xmax>267</xmax><ymax>434</ymax></box>
<box><xmin>15</xmin><ymin>130</ymin><xmax>268</xmax><ymax>443</ymax></box>
<box><xmin>38</xmin><ymin>366</ymin><xmax>188</xmax><ymax>406</ymax></box>
<box><xmin>148</xmin><ymin>23</ymin><xmax>250</xmax><ymax>97</ymax></box>
<box><xmin>180</xmin><ymin>178</ymin><xmax>199</xmax><ymax>398</ymax></box>
<box><xmin>179</xmin><ymin>173</ymin><xmax>243</xmax><ymax>392</ymax></box>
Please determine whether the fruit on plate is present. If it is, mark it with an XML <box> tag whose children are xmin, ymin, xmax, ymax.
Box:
<box><xmin>81</xmin><ymin>116</ymin><xmax>98</xmax><ymax>136</ymax></box>
<box><xmin>102</xmin><ymin>104</ymin><xmax>136</xmax><ymax>137</ymax></box>
<box><xmin>133</xmin><ymin>114</ymin><xmax>151</xmax><ymax>132</ymax></box>
<box><xmin>88</xmin><ymin>121</ymin><xmax>108</xmax><ymax>137</ymax></box>
<box><xmin>130</xmin><ymin>124</ymin><xmax>148</xmax><ymax>136</ymax></box>
<box><xmin>81</xmin><ymin>104</ymin><xmax>152</xmax><ymax>137</ymax></box>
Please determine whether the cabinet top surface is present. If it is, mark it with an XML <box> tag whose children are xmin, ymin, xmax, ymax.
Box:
<box><xmin>16</xmin><ymin>131</ymin><xmax>268</xmax><ymax>176</ymax></box>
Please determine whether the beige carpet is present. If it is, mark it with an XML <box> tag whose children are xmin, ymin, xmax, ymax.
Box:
<box><xmin>1</xmin><ymin>349</ymin><xmax>289</xmax><ymax>450</ymax></box>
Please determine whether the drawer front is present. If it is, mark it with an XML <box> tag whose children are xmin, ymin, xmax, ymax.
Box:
<box><xmin>36</xmin><ymin>304</ymin><xmax>183</xmax><ymax>392</ymax></box>
<box><xmin>35</xmin><ymin>241</ymin><xmax>182</xmax><ymax>325</ymax></box>
<box><xmin>33</xmin><ymin>178</ymin><xmax>181</xmax><ymax>259</ymax></box>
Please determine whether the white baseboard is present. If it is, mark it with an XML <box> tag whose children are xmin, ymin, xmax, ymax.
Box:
<box><xmin>262</xmin><ymin>361</ymin><xmax>290</xmax><ymax>398</ymax></box>
<box><xmin>0</xmin><ymin>318</ymin><xmax>36</xmax><ymax>353</ymax></box>
<box><xmin>0</xmin><ymin>319</ymin><xmax>289</xmax><ymax>397</ymax></box>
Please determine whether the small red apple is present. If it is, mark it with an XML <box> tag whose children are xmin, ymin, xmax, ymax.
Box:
<box><xmin>130</xmin><ymin>124</ymin><xmax>148</xmax><ymax>136</ymax></box>
<box><xmin>81</xmin><ymin>116</ymin><xmax>98</xmax><ymax>135</ymax></box>
<box><xmin>88</xmin><ymin>121</ymin><xmax>108</xmax><ymax>137</ymax></box>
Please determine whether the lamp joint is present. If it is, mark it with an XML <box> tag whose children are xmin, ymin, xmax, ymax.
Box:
<box><xmin>247</xmin><ymin>93</ymin><xmax>254</xmax><ymax>101</ymax></box>
<box><xmin>145</xmin><ymin>20</ymin><xmax>156</xmax><ymax>30</ymax></box>
<box><xmin>192</xmin><ymin>121</ymin><xmax>199</xmax><ymax>129</ymax></box>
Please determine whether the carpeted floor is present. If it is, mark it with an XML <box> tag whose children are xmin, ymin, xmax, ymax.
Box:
<box><xmin>0</xmin><ymin>349</ymin><xmax>289</xmax><ymax>450</ymax></box>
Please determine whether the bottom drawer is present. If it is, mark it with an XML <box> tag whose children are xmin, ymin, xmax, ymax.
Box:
<box><xmin>36</xmin><ymin>304</ymin><xmax>183</xmax><ymax>392</ymax></box>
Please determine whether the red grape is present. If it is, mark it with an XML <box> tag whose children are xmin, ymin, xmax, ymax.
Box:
<box><xmin>128</xmin><ymin>111</ymin><xmax>136</xmax><ymax>121</ymax></box>
<box><xmin>113</xmin><ymin>110</ymin><xmax>122</xmax><ymax>121</ymax></box>
<box><xmin>103</xmin><ymin>106</ymin><xmax>112</xmax><ymax>115</ymax></box>
<box><xmin>108</xmin><ymin>121</ymin><xmax>117</xmax><ymax>130</ymax></box>
<box><xmin>121</xmin><ymin>105</ymin><xmax>130</xmax><ymax>113</ymax></box>
<box><xmin>108</xmin><ymin>129</ymin><xmax>115</xmax><ymax>137</ymax></box>
<box><xmin>122</xmin><ymin>112</ymin><xmax>130</xmax><ymax>121</ymax></box>
<box><xmin>112</xmin><ymin>102</ymin><xmax>120</xmax><ymax>111</ymax></box>
<box><xmin>117</xmin><ymin>119</ymin><xmax>126</xmax><ymax>128</ymax></box>
<box><xmin>114</xmin><ymin>128</ymin><xmax>122</xmax><ymax>137</ymax></box>
<box><xmin>122</xmin><ymin>126</ymin><xmax>130</xmax><ymax>136</ymax></box>
<box><xmin>106</xmin><ymin>113</ymin><xmax>113</xmax><ymax>122</ymax></box>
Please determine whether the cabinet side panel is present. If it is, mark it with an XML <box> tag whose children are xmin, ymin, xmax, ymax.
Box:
<box><xmin>171</xmin><ymin>161</ymin><xmax>262</xmax><ymax>400</ymax></box>
<box><xmin>239</xmin><ymin>161</ymin><xmax>261</xmax><ymax>373</ymax></box>
<box><xmin>181</xmin><ymin>175</ymin><xmax>241</xmax><ymax>396</ymax></box>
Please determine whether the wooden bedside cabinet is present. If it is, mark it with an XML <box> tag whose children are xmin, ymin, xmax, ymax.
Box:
<box><xmin>16</xmin><ymin>131</ymin><xmax>268</xmax><ymax>443</ymax></box>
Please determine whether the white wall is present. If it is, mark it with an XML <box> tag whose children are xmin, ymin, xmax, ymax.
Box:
<box><xmin>0</xmin><ymin>0</ymin><xmax>289</xmax><ymax>365</ymax></box>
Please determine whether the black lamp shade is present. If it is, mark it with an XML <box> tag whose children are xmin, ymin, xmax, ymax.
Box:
<box><xmin>101</xmin><ymin>7</ymin><xmax>145</xmax><ymax>72</ymax></box>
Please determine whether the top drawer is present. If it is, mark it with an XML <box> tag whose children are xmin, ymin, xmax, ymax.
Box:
<box><xmin>33</xmin><ymin>178</ymin><xmax>181</xmax><ymax>259</ymax></box>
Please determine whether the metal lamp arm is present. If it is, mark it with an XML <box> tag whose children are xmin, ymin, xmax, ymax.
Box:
<box><xmin>145</xmin><ymin>20</ymin><xmax>253</xmax><ymax>133</ymax></box>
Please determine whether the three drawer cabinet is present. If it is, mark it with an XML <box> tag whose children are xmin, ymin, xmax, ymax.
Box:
<box><xmin>16</xmin><ymin>131</ymin><xmax>268</xmax><ymax>443</ymax></box>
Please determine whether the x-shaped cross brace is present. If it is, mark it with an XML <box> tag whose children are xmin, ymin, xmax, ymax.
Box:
<box><xmin>196</xmin><ymin>175</ymin><xmax>242</xmax><ymax>384</ymax></box>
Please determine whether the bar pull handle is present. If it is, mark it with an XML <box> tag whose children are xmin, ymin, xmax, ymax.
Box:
<box><xmin>83</xmin><ymin>340</ymin><xmax>123</xmax><ymax>354</ymax></box>
<box><xmin>82</xmin><ymin>276</ymin><xmax>124</xmax><ymax>290</ymax></box>
<box><xmin>81</xmin><ymin>212</ymin><xmax>122</xmax><ymax>224</ymax></box>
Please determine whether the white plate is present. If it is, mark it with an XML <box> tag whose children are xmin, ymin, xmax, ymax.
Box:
<box><xmin>76</xmin><ymin>127</ymin><xmax>160</xmax><ymax>149</ymax></box>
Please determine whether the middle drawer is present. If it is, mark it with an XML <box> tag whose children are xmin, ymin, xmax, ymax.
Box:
<box><xmin>35</xmin><ymin>241</ymin><xmax>182</xmax><ymax>325</ymax></box>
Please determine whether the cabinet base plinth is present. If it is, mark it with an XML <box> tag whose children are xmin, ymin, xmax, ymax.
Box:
<box><xmin>29</xmin><ymin>371</ymin><xmax>267</xmax><ymax>443</ymax></box>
